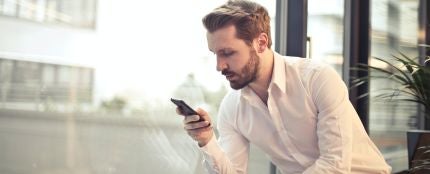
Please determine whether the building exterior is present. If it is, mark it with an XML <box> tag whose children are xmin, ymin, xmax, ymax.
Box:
<box><xmin>0</xmin><ymin>57</ymin><xmax>93</xmax><ymax>112</ymax></box>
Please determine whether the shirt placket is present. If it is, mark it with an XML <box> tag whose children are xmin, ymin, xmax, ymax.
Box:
<box><xmin>267</xmin><ymin>93</ymin><xmax>306</xmax><ymax>166</ymax></box>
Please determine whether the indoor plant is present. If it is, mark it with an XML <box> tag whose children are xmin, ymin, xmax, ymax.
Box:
<box><xmin>352</xmin><ymin>51</ymin><xmax>430</xmax><ymax>173</ymax></box>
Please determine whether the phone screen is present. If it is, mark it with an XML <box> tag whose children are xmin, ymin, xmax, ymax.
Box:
<box><xmin>170</xmin><ymin>98</ymin><xmax>198</xmax><ymax>116</ymax></box>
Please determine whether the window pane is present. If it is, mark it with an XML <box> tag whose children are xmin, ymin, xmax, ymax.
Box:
<box><xmin>369</xmin><ymin>0</ymin><xmax>419</xmax><ymax>172</ymax></box>
<box><xmin>18</xmin><ymin>0</ymin><xmax>34</xmax><ymax>20</ymax></box>
<box><xmin>0</xmin><ymin>59</ymin><xmax>13</xmax><ymax>103</ymax></box>
<box><xmin>307</xmin><ymin>0</ymin><xmax>344</xmax><ymax>74</ymax></box>
<box><xmin>1</xmin><ymin>0</ymin><xmax>17</xmax><ymax>16</ymax></box>
<box><xmin>41</xmin><ymin>64</ymin><xmax>55</xmax><ymax>84</ymax></box>
<box><xmin>0</xmin><ymin>0</ymin><xmax>96</xmax><ymax>28</ymax></box>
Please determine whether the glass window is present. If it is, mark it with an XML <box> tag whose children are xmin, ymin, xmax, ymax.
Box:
<box><xmin>18</xmin><ymin>0</ymin><xmax>35</xmax><ymax>20</ymax></box>
<box><xmin>41</xmin><ymin>64</ymin><xmax>55</xmax><ymax>84</ymax></box>
<box><xmin>1</xmin><ymin>0</ymin><xmax>17</xmax><ymax>16</ymax></box>
<box><xmin>0</xmin><ymin>59</ymin><xmax>13</xmax><ymax>103</ymax></box>
<box><xmin>0</xmin><ymin>1</ymin><xmax>276</xmax><ymax>174</ymax></box>
<box><xmin>79</xmin><ymin>68</ymin><xmax>92</xmax><ymax>87</ymax></box>
<box><xmin>307</xmin><ymin>0</ymin><xmax>344</xmax><ymax>74</ymax></box>
<box><xmin>10</xmin><ymin>61</ymin><xmax>40</xmax><ymax>101</ymax></box>
<box><xmin>57</xmin><ymin>66</ymin><xmax>71</xmax><ymax>84</ymax></box>
<box><xmin>0</xmin><ymin>0</ymin><xmax>96</xmax><ymax>28</ymax></box>
<box><xmin>369</xmin><ymin>0</ymin><xmax>419</xmax><ymax>172</ymax></box>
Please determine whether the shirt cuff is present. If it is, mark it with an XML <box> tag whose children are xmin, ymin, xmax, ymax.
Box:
<box><xmin>200</xmin><ymin>135</ymin><xmax>223</xmax><ymax>165</ymax></box>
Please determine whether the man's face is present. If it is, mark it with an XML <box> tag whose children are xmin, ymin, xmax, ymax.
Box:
<box><xmin>207</xmin><ymin>25</ymin><xmax>260</xmax><ymax>90</ymax></box>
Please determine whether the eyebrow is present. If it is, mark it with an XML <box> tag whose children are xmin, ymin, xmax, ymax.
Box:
<box><xmin>211</xmin><ymin>47</ymin><xmax>234</xmax><ymax>54</ymax></box>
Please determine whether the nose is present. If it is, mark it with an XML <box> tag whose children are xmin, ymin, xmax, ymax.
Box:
<box><xmin>216</xmin><ymin>57</ymin><xmax>228</xmax><ymax>72</ymax></box>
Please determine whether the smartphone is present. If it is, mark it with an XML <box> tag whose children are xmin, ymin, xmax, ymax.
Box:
<box><xmin>170</xmin><ymin>98</ymin><xmax>198</xmax><ymax>116</ymax></box>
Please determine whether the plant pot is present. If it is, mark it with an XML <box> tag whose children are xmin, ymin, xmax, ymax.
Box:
<box><xmin>407</xmin><ymin>130</ymin><xmax>430</xmax><ymax>174</ymax></box>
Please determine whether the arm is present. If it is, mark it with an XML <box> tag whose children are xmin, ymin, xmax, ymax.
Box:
<box><xmin>200</xmin><ymin>103</ymin><xmax>250</xmax><ymax>174</ymax></box>
<box><xmin>180</xmin><ymin>104</ymin><xmax>249</xmax><ymax>174</ymax></box>
<box><xmin>303</xmin><ymin>66</ymin><xmax>354</xmax><ymax>173</ymax></box>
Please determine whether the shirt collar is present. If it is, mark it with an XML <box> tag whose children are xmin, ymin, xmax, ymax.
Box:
<box><xmin>270</xmin><ymin>52</ymin><xmax>287</xmax><ymax>94</ymax></box>
<box><xmin>240</xmin><ymin>51</ymin><xmax>287</xmax><ymax>100</ymax></box>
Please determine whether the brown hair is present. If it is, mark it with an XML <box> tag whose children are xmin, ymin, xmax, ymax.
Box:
<box><xmin>202</xmin><ymin>0</ymin><xmax>272</xmax><ymax>48</ymax></box>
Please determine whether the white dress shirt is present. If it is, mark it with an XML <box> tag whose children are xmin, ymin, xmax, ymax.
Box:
<box><xmin>200</xmin><ymin>52</ymin><xmax>391</xmax><ymax>174</ymax></box>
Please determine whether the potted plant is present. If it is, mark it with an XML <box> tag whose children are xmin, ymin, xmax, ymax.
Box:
<box><xmin>352</xmin><ymin>51</ymin><xmax>430</xmax><ymax>173</ymax></box>
<box><xmin>407</xmin><ymin>131</ymin><xmax>430</xmax><ymax>174</ymax></box>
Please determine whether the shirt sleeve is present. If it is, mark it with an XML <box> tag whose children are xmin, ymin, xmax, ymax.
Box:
<box><xmin>303</xmin><ymin>66</ymin><xmax>354</xmax><ymax>173</ymax></box>
<box><xmin>199</xmin><ymin>95</ymin><xmax>250</xmax><ymax>174</ymax></box>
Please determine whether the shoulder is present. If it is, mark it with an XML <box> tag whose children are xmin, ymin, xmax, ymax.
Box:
<box><xmin>274</xmin><ymin>53</ymin><xmax>341</xmax><ymax>97</ymax></box>
<box><xmin>284</xmin><ymin>56</ymin><xmax>327</xmax><ymax>75</ymax></box>
<box><xmin>277</xmin><ymin>54</ymin><xmax>333</xmax><ymax>82</ymax></box>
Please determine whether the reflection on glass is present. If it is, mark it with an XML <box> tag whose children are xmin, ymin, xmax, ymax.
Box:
<box><xmin>370</xmin><ymin>0</ymin><xmax>419</xmax><ymax>172</ymax></box>
<box><xmin>0</xmin><ymin>0</ymin><xmax>96</xmax><ymax>28</ymax></box>
<box><xmin>307</xmin><ymin>0</ymin><xmax>344</xmax><ymax>74</ymax></box>
<box><xmin>42</xmin><ymin>65</ymin><xmax>55</xmax><ymax>84</ymax></box>
<box><xmin>0</xmin><ymin>0</ymin><xmax>276</xmax><ymax>174</ymax></box>
<box><xmin>1</xmin><ymin>0</ymin><xmax>17</xmax><ymax>16</ymax></box>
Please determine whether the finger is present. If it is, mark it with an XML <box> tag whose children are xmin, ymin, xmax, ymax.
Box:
<box><xmin>183</xmin><ymin>115</ymin><xmax>200</xmax><ymax>124</ymax></box>
<box><xmin>187</xmin><ymin>126</ymin><xmax>213</xmax><ymax>137</ymax></box>
<box><xmin>176</xmin><ymin>107</ymin><xmax>184</xmax><ymax>115</ymax></box>
<box><xmin>184</xmin><ymin>121</ymin><xmax>211</xmax><ymax>130</ymax></box>
<box><xmin>196</xmin><ymin>124</ymin><xmax>212</xmax><ymax>131</ymax></box>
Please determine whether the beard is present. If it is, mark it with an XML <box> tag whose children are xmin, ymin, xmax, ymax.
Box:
<box><xmin>222</xmin><ymin>48</ymin><xmax>260</xmax><ymax>90</ymax></box>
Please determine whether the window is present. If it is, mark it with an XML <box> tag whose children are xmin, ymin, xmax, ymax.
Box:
<box><xmin>42</xmin><ymin>64</ymin><xmax>55</xmax><ymax>84</ymax></box>
<box><xmin>0</xmin><ymin>0</ymin><xmax>96</xmax><ymax>28</ymax></box>
<box><xmin>0</xmin><ymin>1</ymin><xmax>276</xmax><ymax>173</ymax></box>
<box><xmin>307</xmin><ymin>0</ymin><xmax>344</xmax><ymax>74</ymax></box>
<box><xmin>369</xmin><ymin>0</ymin><xmax>419</xmax><ymax>172</ymax></box>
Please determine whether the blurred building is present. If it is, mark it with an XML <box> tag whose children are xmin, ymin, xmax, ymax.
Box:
<box><xmin>0</xmin><ymin>57</ymin><xmax>94</xmax><ymax>112</ymax></box>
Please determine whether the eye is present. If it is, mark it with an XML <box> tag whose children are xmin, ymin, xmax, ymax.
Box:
<box><xmin>222</xmin><ymin>50</ymin><xmax>235</xmax><ymax>57</ymax></box>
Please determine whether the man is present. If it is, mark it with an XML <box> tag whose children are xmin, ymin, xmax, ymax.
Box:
<box><xmin>176</xmin><ymin>0</ymin><xmax>391</xmax><ymax>173</ymax></box>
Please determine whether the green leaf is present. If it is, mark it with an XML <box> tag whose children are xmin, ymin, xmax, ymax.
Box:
<box><xmin>350</xmin><ymin>52</ymin><xmax>430</xmax><ymax>118</ymax></box>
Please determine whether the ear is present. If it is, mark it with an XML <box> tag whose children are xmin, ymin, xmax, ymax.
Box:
<box><xmin>255</xmin><ymin>33</ymin><xmax>268</xmax><ymax>53</ymax></box>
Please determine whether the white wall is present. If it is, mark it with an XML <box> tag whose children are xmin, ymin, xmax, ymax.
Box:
<box><xmin>0</xmin><ymin>16</ymin><xmax>98</xmax><ymax>66</ymax></box>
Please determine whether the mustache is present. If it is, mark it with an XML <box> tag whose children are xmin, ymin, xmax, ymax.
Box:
<box><xmin>221</xmin><ymin>69</ymin><xmax>235</xmax><ymax>76</ymax></box>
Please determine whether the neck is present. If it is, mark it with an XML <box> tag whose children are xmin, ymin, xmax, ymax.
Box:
<box><xmin>249</xmin><ymin>50</ymin><xmax>274</xmax><ymax>104</ymax></box>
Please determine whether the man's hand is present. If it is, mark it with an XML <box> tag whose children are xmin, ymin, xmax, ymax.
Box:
<box><xmin>176</xmin><ymin>108</ymin><xmax>214</xmax><ymax>147</ymax></box>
